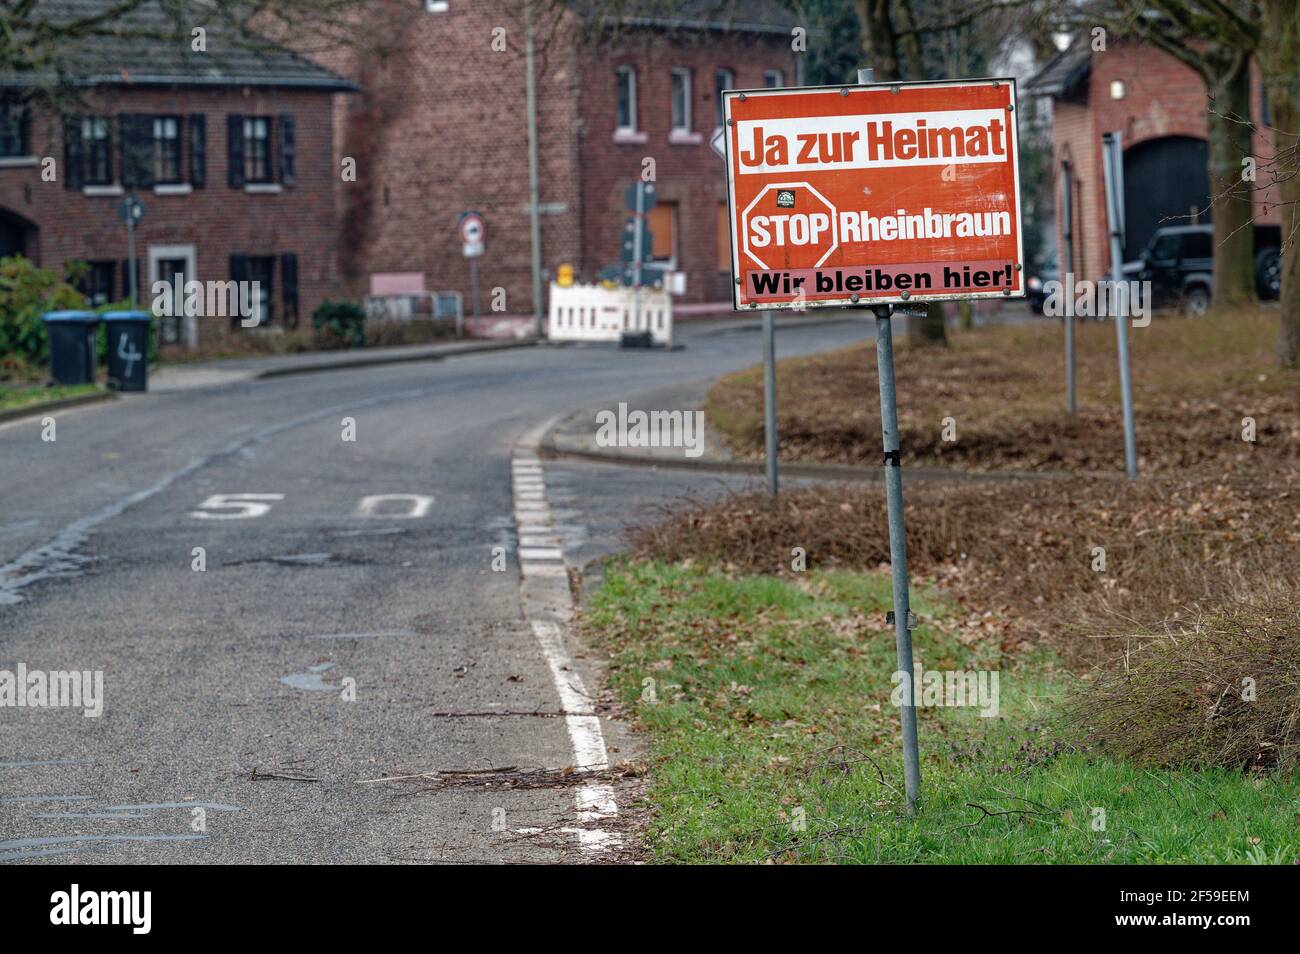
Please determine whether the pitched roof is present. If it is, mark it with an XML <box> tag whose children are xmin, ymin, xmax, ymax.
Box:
<box><xmin>570</xmin><ymin>0</ymin><xmax>799</xmax><ymax>34</ymax></box>
<box><xmin>2</xmin><ymin>0</ymin><xmax>355</xmax><ymax>91</ymax></box>
<box><xmin>1025</xmin><ymin>44</ymin><xmax>1092</xmax><ymax>99</ymax></box>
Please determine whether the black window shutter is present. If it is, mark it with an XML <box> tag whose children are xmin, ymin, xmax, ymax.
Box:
<box><xmin>230</xmin><ymin>254</ymin><xmax>249</xmax><ymax>327</ymax></box>
<box><xmin>119</xmin><ymin>258</ymin><xmax>141</xmax><ymax>304</ymax></box>
<box><xmin>121</xmin><ymin>114</ymin><xmax>154</xmax><ymax>189</ymax></box>
<box><xmin>64</xmin><ymin>117</ymin><xmax>84</xmax><ymax>190</ymax></box>
<box><xmin>277</xmin><ymin>114</ymin><xmax>296</xmax><ymax>186</ymax></box>
<box><xmin>227</xmin><ymin>115</ymin><xmax>244</xmax><ymax>188</ymax></box>
<box><xmin>281</xmin><ymin>252</ymin><xmax>299</xmax><ymax>326</ymax></box>
<box><xmin>189</xmin><ymin>114</ymin><xmax>206</xmax><ymax>188</ymax></box>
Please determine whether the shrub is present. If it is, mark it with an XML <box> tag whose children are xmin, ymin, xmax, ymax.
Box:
<box><xmin>1064</xmin><ymin>602</ymin><xmax>1300</xmax><ymax>773</ymax></box>
<box><xmin>365</xmin><ymin>319</ymin><xmax>456</xmax><ymax>347</ymax></box>
<box><xmin>0</xmin><ymin>256</ymin><xmax>87</xmax><ymax>371</ymax></box>
<box><xmin>312</xmin><ymin>299</ymin><xmax>366</xmax><ymax>349</ymax></box>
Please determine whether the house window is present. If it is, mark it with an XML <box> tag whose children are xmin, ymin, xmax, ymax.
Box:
<box><xmin>764</xmin><ymin>69</ymin><xmax>785</xmax><ymax>88</ymax></box>
<box><xmin>425</xmin><ymin>0</ymin><xmax>448</xmax><ymax>10</ymax></box>
<box><xmin>0</xmin><ymin>101</ymin><xmax>27</xmax><ymax>157</ymax></box>
<box><xmin>671</xmin><ymin>68</ymin><xmax>692</xmax><ymax>134</ymax></box>
<box><xmin>246</xmin><ymin>256</ymin><xmax>275</xmax><ymax>324</ymax></box>
<box><xmin>153</xmin><ymin>116</ymin><xmax>181</xmax><ymax>183</ymax></box>
<box><xmin>648</xmin><ymin>201</ymin><xmax>676</xmax><ymax>263</ymax></box>
<box><xmin>714</xmin><ymin>69</ymin><xmax>734</xmax><ymax>129</ymax></box>
<box><xmin>79</xmin><ymin>261</ymin><xmax>116</xmax><ymax>306</ymax></box>
<box><xmin>243</xmin><ymin>117</ymin><xmax>272</xmax><ymax>183</ymax></box>
<box><xmin>83</xmin><ymin>117</ymin><xmax>112</xmax><ymax>185</ymax></box>
<box><xmin>616</xmin><ymin>66</ymin><xmax>637</xmax><ymax>132</ymax></box>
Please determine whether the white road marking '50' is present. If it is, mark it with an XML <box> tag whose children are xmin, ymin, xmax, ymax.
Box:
<box><xmin>190</xmin><ymin>494</ymin><xmax>285</xmax><ymax>519</ymax></box>
<box><xmin>189</xmin><ymin>493</ymin><xmax>436</xmax><ymax>520</ymax></box>
<box><xmin>355</xmin><ymin>494</ymin><xmax>434</xmax><ymax>518</ymax></box>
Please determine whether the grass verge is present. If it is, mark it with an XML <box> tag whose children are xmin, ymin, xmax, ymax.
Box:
<box><xmin>0</xmin><ymin>383</ymin><xmax>102</xmax><ymax>414</ymax></box>
<box><xmin>583</xmin><ymin>560</ymin><xmax>1299</xmax><ymax>863</ymax></box>
<box><xmin>705</xmin><ymin>307</ymin><xmax>1299</xmax><ymax>474</ymax></box>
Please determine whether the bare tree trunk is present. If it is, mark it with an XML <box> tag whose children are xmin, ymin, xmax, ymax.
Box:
<box><xmin>892</xmin><ymin>0</ymin><xmax>925</xmax><ymax>80</ymax></box>
<box><xmin>1259</xmin><ymin>0</ymin><xmax>1300</xmax><ymax>365</ymax></box>
<box><xmin>1206</xmin><ymin>52</ymin><xmax>1259</xmax><ymax>310</ymax></box>
<box><xmin>854</xmin><ymin>0</ymin><xmax>948</xmax><ymax>345</ymax></box>
<box><xmin>854</xmin><ymin>0</ymin><xmax>902</xmax><ymax>80</ymax></box>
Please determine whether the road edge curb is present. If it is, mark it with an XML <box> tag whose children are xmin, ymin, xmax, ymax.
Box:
<box><xmin>253</xmin><ymin>338</ymin><xmax>540</xmax><ymax>379</ymax></box>
<box><xmin>539</xmin><ymin>420</ymin><xmax>1076</xmax><ymax>484</ymax></box>
<box><xmin>0</xmin><ymin>390</ymin><xmax>116</xmax><ymax>425</ymax></box>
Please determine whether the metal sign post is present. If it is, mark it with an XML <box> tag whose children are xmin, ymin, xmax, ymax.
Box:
<box><xmin>118</xmin><ymin>194</ymin><xmax>145</xmax><ymax>305</ymax></box>
<box><xmin>459</xmin><ymin>212</ymin><xmax>484</xmax><ymax>338</ymax></box>
<box><xmin>524</xmin><ymin>0</ymin><xmax>543</xmax><ymax>339</ymax></box>
<box><xmin>855</xmin><ymin>67</ymin><xmax>918</xmax><ymax>811</ymax></box>
<box><xmin>1101</xmin><ymin>132</ymin><xmax>1138</xmax><ymax>479</ymax></box>
<box><xmin>762</xmin><ymin>311</ymin><xmax>778</xmax><ymax>495</ymax></box>
<box><xmin>1061</xmin><ymin>161</ymin><xmax>1076</xmax><ymax>416</ymax></box>
<box><xmin>632</xmin><ymin>182</ymin><xmax>646</xmax><ymax>334</ymax></box>
<box><xmin>873</xmin><ymin>303</ymin><xmax>921</xmax><ymax>812</ymax></box>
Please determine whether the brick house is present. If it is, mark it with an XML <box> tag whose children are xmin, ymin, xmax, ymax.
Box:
<box><xmin>320</xmin><ymin>0</ymin><xmax>799</xmax><ymax>316</ymax></box>
<box><xmin>0</xmin><ymin>0</ymin><xmax>354</xmax><ymax>348</ymax></box>
<box><xmin>1027</xmin><ymin>38</ymin><xmax>1281</xmax><ymax>280</ymax></box>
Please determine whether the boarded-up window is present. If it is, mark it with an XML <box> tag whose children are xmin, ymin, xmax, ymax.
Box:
<box><xmin>717</xmin><ymin>201</ymin><xmax>731</xmax><ymax>270</ymax></box>
<box><xmin>648</xmin><ymin>201</ymin><xmax>676</xmax><ymax>261</ymax></box>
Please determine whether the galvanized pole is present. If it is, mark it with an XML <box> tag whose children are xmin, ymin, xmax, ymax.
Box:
<box><xmin>874</xmin><ymin>305</ymin><xmax>921</xmax><ymax>811</ymax></box>
<box><xmin>1061</xmin><ymin>161</ymin><xmax>1076</xmax><ymax>416</ymax></box>
<box><xmin>126</xmin><ymin>206</ymin><xmax>138</xmax><ymax>306</ymax></box>
<box><xmin>524</xmin><ymin>0</ymin><xmax>544</xmax><ymax>338</ymax></box>
<box><xmin>632</xmin><ymin>182</ymin><xmax>644</xmax><ymax>335</ymax></box>
<box><xmin>470</xmin><ymin>257</ymin><xmax>481</xmax><ymax>325</ymax></box>
<box><xmin>858</xmin><ymin>64</ymin><xmax>919</xmax><ymax>810</ymax></box>
<box><xmin>1101</xmin><ymin>132</ymin><xmax>1137</xmax><ymax>479</ymax></box>
<box><xmin>762</xmin><ymin>310</ymin><xmax>778</xmax><ymax>495</ymax></box>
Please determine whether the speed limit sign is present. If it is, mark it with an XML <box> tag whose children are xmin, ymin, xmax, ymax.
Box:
<box><xmin>459</xmin><ymin>212</ymin><xmax>485</xmax><ymax>258</ymax></box>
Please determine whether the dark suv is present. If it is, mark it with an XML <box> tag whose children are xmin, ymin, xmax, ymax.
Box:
<box><xmin>1122</xmin><ymin>224</ymin><xmax>1282</xmax><ymax>315</ymax></box>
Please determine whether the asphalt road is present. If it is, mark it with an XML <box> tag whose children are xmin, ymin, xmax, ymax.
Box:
<box><xmin>0</xmin><ymin>318</ymin><xmax>875</xmax><ymax>864</ymax></box>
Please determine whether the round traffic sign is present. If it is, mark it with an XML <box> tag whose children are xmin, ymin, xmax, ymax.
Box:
<box><xmin>459</xmin><ymin>213</ymin><xmax>485</xmax><ymax>245</ymax></box>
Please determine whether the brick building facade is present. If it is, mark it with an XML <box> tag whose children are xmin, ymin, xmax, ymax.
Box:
<box><xmin>321</xmin><ymin>0</ymin><xmax>799</xmax><ymax>313</ymax></box>
<box><xmin>0</xmin><ymin>1</ymin><xmax>353</xmax><ymax>349</ymax></box>
<box><xmin>1028</xmin><ymin>38</ymin><xmax>1281</xmax><ymax>280</ymax></box>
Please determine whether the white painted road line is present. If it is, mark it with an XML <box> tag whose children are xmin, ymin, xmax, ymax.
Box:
<box><xmin>510</xmin><ymin>444</ymin><xmax>619</xmax><ymax>854</ymax></box>
<box><xmin>519</xmin><ymin>547</ymin><xmax>564</xmax><ymax>561</ymax></box>
<box><xmin>520</xmin><ymin>562</ymin><xmax>568</xmax><ymax>578</ymax></box>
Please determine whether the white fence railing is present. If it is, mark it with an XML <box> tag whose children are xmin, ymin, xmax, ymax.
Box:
<box><xmin>547</xmin><ymin>282</ymin><xmax>672</xmax><ymax>345</ymax></box>
<box><xmin>364</xmin><ymin>292</ymin><xmax>464</xmax><ymax>335</ymax></box>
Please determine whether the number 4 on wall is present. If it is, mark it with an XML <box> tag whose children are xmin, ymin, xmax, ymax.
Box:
<box><xmin>190</xmin><ymin>493</ymin><xmax>285</xmax><ymax>519</ymax></box>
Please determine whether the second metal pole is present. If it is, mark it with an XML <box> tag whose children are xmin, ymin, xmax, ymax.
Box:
<box><xmin>1061</xmin><ymin>161</ymin><xmax>1076</xmax><ymax>416</ymax></box>
<box><xmin>874</xmin><ymin>306</ymin><xmax>920</xmax><ymax>811</ymax></box>
<box><xmin>126</xmin><ymin>213</ymin><xmax>138</xmax><ymax>306</ymax></box>
<box><xmin>762</xmin><ymin>310</ymin><xmax>778</xmax><ymax>495</ymax></box>
<box><xmin>524</xmin><ymin>0</ymin><xmax>543</xmax><ymax>338</ymax></box>
<box><xmin>1102</xmin><ymin>132</ymin><xmax>1137</xmax><ymax>479</ymax></box>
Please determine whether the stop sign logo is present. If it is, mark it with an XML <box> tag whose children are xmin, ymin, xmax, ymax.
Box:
<box><xmin>741</xmin><ymin>182</ymin><xmax>839</xmax><ymax>271</ymax></box>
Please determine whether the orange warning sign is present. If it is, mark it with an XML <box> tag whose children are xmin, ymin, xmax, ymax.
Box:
<box><xmin>722</xmin><ymin>79</ymin><xmax>1025</xmax><ymax>310</ymax></box>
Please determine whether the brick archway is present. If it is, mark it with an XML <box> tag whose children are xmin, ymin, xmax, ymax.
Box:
<box><xmin>1122</xmin><ymin>135</ymin><xmax>1209</xmax><ymax>260</ymax></box>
